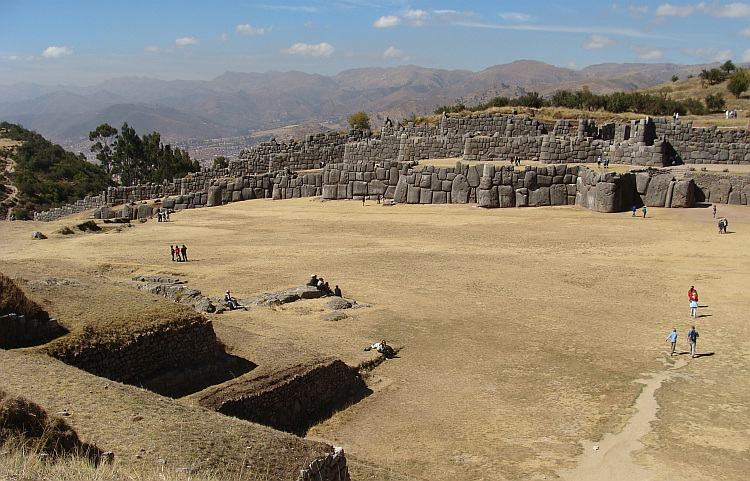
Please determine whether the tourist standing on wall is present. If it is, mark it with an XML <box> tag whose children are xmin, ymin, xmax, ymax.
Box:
<box><xmin>687</xmin><ymin>326</ymin><xmax>699</xmax><ymax>358</ymax></box>
<box><xmin>666</xmin><ymin>328</ymin><xmax>678</xmax><ymax>356</ymax></box>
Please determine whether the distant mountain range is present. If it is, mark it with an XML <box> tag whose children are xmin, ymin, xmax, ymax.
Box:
<box><xmin>0</xmin><ymin>60</ymin><xmax>717</xmax><ymax>147</ymax></box>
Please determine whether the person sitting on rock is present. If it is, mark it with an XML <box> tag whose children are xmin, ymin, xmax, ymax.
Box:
<box><xmin>307</xmin><ymin>275</ymin><xmax>318</xmax><ymax>286</ymax></box>
<box><xmin>317</xmin><ymin>277</ymin><xmax>326</xmax><ymax>291</ymax></box>
<box><xmin>324</xmin><ymin>281</ymin><xmax>333</xmax><ymax>295</ymax></box>
<box><xmin>334</xmin><ymin>285</ymin><xmax>342</xmax><ymax>297</ymax></box>
<box><xmin>224</xmin><ymin>290</ymin><xmax>242</xmax><ymax>310</ymax></box>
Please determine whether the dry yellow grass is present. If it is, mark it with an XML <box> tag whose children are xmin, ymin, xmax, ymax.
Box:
<box><xmin>1</xmin><ymin>187</ymin><xmax>749</xmax><ymax>480</ymax></box>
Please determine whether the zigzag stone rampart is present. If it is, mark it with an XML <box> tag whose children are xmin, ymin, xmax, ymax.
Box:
<box><xmin>34</xmin><ymin>113</ymin><xmax>750</xmax><ymax>221</ymax></box>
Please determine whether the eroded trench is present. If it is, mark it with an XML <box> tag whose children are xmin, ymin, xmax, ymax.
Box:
<box><xmin>3</xmin><ymin>277</ymin><xmax>382</xmax><ymax>436</ymax></box>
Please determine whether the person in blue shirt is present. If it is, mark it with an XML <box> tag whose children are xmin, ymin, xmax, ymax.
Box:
<box><xmin>687</xmin><ymin>326</ymin><xmax>699</xmax><ymax>358</ymax></box>
<box><xmin>665</xmin><ymin>328</ymin><xmax>677</xmax><ymax>356</ymax></box>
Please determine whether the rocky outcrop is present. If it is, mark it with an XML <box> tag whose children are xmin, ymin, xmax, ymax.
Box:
<box><xmin>249</xmin><ymin>285</ymin><xmax>329</xmax><ymax>306</ymax></box>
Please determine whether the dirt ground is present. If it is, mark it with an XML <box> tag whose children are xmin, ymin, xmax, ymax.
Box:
<box><xmin>1</xmin><ymin>186</ymin><xmax>749</xmax><ymax>480</ymax></box>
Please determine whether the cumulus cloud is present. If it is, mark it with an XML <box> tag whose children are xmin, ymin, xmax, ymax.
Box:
<box><xmin>175</xmin><ymin>37</ymin><xmax>198</xmax><ymax>47</ymax></box>
<box><xmin>373</xmin><ymin>15</ymin><xmax>400</xmax><ymax>28</ymax></box>
<box><xmin>235</xmin><ymin>24</ymin><xmax>267</xmax><ymax>35</ymax></box>
<box><xmin>281</xmin><ymin>42</ymin><xmax>334</xmax><ymax>58</ymax></box>
<box><xmin>144</xmin><ymin>45</ymin><xmax>161</xmax><ymax>53</ymax></box>
<box><xmin>41</xmin><ymin>46</ymin><xmax>72</xmax><ymax>58</ymax></box>
<box><xmin>683</xmin><ymin>47</ymin><xmax>735</xmax><ymax>62</ymax></box>
<box><xmin>383</xmin><ymin>46</ymin><xmax>402</xmax><ymax>58</ymax></box>
<box><xmin>655</xmin><ymin>2</ymin><xmax>750</xmax><ymax>18</ymax></box>
<box><xmin>582</xmin><ymin>34</ymin><xmax>617</xmax><ymax>50</ymax></box>
<box><xmin>735</xmin><ymin>26</ymin><xmax>750</xmax><ymax>37</ymax></box>
<box><xmin>373</xmin><ymin>9</ymin><xmax>474</xmax><ymax>28</ymax></box>
<box><xmin>742</xmin><ymin>48</ymin><xmax>750</xmax><ymax>62</ymax></box>
<box><xmin>630</xmin><ymin>44</ymin><xmax>665</xmax><ymax>60</ymax></box>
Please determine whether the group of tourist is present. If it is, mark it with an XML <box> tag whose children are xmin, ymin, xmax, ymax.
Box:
<box><xmin>156</xmin><ymin>210</ymin><xmax>171</xmax><ymax>222</ymax></box>
<box><xmin>718</xmin><ymin>217</ymin><xmax>728</xmax><ymax>234</ymax></box>
<box><xmin>508</xmin><ymin>156</ymin><xmax>521</xmax><ymax>166</ymax></box>
<box><xmin>666</xmin><ymin>286</ymin><xmax>701</xmax><ymax>358</ymax></box>
<box><xmin>725</xmin><ymin>109</ymin><xmax>738</xmax><ymax>119</ymax></box>
<box><xmin>596</xmin><ymin>156</ymin><xmax>610</xmax><ymax>168</ymax></box>
<box><xmin>631</xmin><ymin>205</ymin><xmax>647</xmax><ymax>218</ymax></box>
<box><xmin>307</xmin><ymin>274</ymin><xmax>341</xmax><ymax>297</ymax></box>
<box><xmin>170</xmin><ymin>244</ymin><xmax>188</xmax><ymax>262</ymax></box>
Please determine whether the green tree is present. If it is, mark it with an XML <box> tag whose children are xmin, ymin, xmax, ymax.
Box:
<box><xmin>88</xmin><ymin>123</ymin><xmax>118</xmax><ymax>174</ymax></box>
<box><xmin>671</xmin><ymin>75</ymin><xmax>679</xmax><ymax>82</ymax></box>
<box><xmin>347</xmin><ymin>111</ymin><xmax>371</xmax><ymax>130</ymax></box>
<box><xmin>720</xmin><ymin>60</ymin><xmax>736</xmax><ymax>74</ymax></box>
<box><xmin>704</xmin><ymin>93</ymin><xmax>726</xmax><ymax>112</ymax></box>
<box><xmin>727</xmin><ymin>69</ymin><xmax>750</xmax><ymax>99</ymax></box>
<box><xmin>699</xmin><ymin>68</ymin><xmax>727</xmax><ymax>86</ymax></box>
<box><xmin>212</xmin><ymin>156</ymin><xmax>228</xmax><ymax>169</ymax></box>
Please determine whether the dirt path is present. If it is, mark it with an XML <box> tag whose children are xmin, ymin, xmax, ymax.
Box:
<box><xmin>558</xmin><ymin>357</ymin><xmax>688</xmax><ymax>481</ymax></box>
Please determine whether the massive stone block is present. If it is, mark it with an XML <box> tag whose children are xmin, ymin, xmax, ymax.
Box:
<box><xmin>643</xmin><ymin>174</ymin><xmax>673</xmax><ymax>207</ymax></box>
<box><xmin>419</xmin><ymin>188</ymin><xmax>433</xmax><ymax>204</ymax></box>
<box><xmin>393</xmin><ymin>178</ymin><xmax>408</xmax><ymax>203</ymax></box>
<box><xmin>352</xmin><ymin>181</ymin><xmax>368</xmax><ymax>196</ymax></box>
<box><xmin>595</xmin><ymin>182</ymin><xmax>617</xmax><ymax>212</ymax></box>
<box><xmin>369</xmin><ymin>179</ymin><xmax>387</xmax><ymax>196</ymax></box>
<box><xmin>467</xmin><ymin>165</ymin><xmax>481</xmax><ymax>187</ymax></box>
<box><xmin>499</xmin><ymin>185</ymin><xmax>515</xmax><ymax>207</ymax></box>
<box><xmin>432</xmin><ymin>191</ymin><xmax>447</xmax><ymax>204</ymax></box>
<box><xmin>207</xmin><ymin>186</ymin><xmax>223</xmax><ymax>207</ymax></box>
<box><xmin>516</xmin><ymin>188</ymin><xmax>529</xmax><ymax>207</ymax></box>
<box><xmin>671</xmin><ymin>179</ymin><xmax>694</xmax><ymax>208</ymax></box>
<box><xmin>635</xmin><ymin>172</ymin><xmax>650</xmax><ymax>194</ymax></box>
<box><xmin>550</xmin><ymin>184</ymin><xmax>567</xmax><ymax>206</ymax></box>
<box><xmin>451</xmin><ymin>174</ymin><xmax>470</xmax><ymax>204</ymax></box>
<box><xmin>406</xmin><ymin>184</ymin><xmax>421</xmax><ymax>204</ymax></box>
<box><xmin>528</xmin><ymin>187</ymin><xmax>551</xmax><ymax>207</ymax></box>
<box><xmin>477</xmin><ymin>187</ymin><xmax>499</xmax><ymax>208</ymax></box>
<box><xmin>710</xmin><ymin>179</ymin><xmax>732</xmax><ymax>204</ymax></box>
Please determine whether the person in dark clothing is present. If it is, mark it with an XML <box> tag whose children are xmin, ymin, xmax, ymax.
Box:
<box><xmin>181</xmin><ymin>244</ymin><xmax>188</xmax><ymax>262</ymax></box>
<box><xmin>334</xmin><ymin>285</ymin><xmax>342</xmax><ymax>297</ymax></box>
<box><xmin>307</xmin><ymin>275</ymin><xmax>318</xmax><ymax>286</ymax></box>
<box><xmin>324</xmin><ymin>281</ymin><xmax>333</xmax><ymax>295</ymax></box>
<box><xmin>224</xmin><ymin>290</ymin><xmax>242</xmax><ymax>310</ymax></box>
<box><xmin>170</xmin><ymin>245</ymin><xmax>175</xmax><ymax>261</ymax></box>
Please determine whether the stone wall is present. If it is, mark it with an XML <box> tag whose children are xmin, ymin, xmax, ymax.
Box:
<box><xmin>35</xmin><ymin>113</ymin><xmax>750</xmax><ymax>221</ymax></box>
<box><xmin>298</xmin><ymin>447</ymin><xmax>350</xmax><ymax>481</ymax></box>
<box><xmin>0</xmin><ymin>313</ymin><xmax>65</xmax><ymax>349</ymax></box>
<box><xmin>685</xmin><ymin>170</ymin><xmax>750</xmax><ymax>204</ymax></box>
<box><xmin>215</xmin><ymin>359</ymin><xmax>367</xmax><ymax>435</ymax></box>
<box><xmin>48</xmin><ymin>320</ymin><xmax>223</xmax><ymax>387</ymax></box>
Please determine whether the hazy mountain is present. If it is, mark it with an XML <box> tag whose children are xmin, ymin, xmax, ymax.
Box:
<box><xmin>0</xmin><ymin>60</ymin><xmax>716</xmax><ymax>146</ymax></box>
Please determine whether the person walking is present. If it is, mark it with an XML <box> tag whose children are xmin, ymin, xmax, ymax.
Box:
<box><xmin>687</xmin><ymin>326</ymin><xmax>699</xmax><ymax>358</ymax></box>
<box><xmin>718</xmin><ymin>218</ymin><xmax>725</xmax><ymax>234</ymax></box>
<box><xmin>642</xmin><ymin>206</ymin><xmax>647</xmax><ymax>218</ymax></box>
<box><xmin>666</xmin><ymin>328</ymin><xmax>678</xmax><ymax>356</ymax></box>
<box><xmin>689</xmin><ymin>286</ymin><xmax>699</xmax><ymax>318</ymax></box>
<box><xmin>712</xmin><ymin>204</ymin><xmax>716</xmax><ymax>219</ymax></box>
<box><xmin>632</xmin><ymin>205</ymin><xmax>637</xmax><ymax>217</ymax></box>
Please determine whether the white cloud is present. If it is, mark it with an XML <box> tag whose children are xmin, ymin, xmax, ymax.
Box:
<box><xmin>654</xmin><ymin>3</ymin><xmax>696</xmax><ymax>17</ymax></box>
<box><xmin>216</xmin><ymin>33</ymin><xmax>228</xmax><ymax>41</ymax></box>
<box><xmin>41</xmin><ymin>46</ymin><xmax>72</xmax><ymax>58</ymax></box>
<box><xmin>499</xmin><ymin>12</ymin><xmax>532</xmax><ymax>22</ymax></box>
<box><xmin>630</xmin><ymin>44</ymin><xmax>665</xmax><ymax>60</ymax></box>
<box><xmin>175</xmin><ymin>37</ymin><xmax>198</xmax><ymax>47</ymax></box>
<box><xmin>235</xmin><ymin>24</ymin><xmax>266</xmax><ymax>35</ymax></box>
<box><xmin>582</xmin><ymin>34</ymin><xmax>617</xmax><ymax>50</ymax></box>
<box><xmin>655</xmin><ymin>2</ymin><xmax>750</xmax><ymax>18</ymax></box>
<box><xmin>383</xmin><ymin>46</ymin><xmax>402</xmax><ymax>58</ymax></box>
<box><xmin>683</xmin><ymin>47</ymin><xmax>735</xmax><ymax>62</ymax></box>
<box><xmin>742</xmin><ymin>48</ymin><xmax>750</xmax><ymax>62</ymax></box>
<box><xmin>628</xmin><ymin>5</ymin><xmax>649</xmax><ymax>17</ymax></box>
<box><xmin>281</xmin><ymin>42</ymin><xmax>335</xmax><ymax>58</ymax></box>
<box><xmin>736</xmin><ymin>26</ymin><xmax>750</xmax><ymax>37</ymax></box>
<box><xmin>144</xmin><ymin>45</ymin><xmax>160</xmax><ymax>52</ymax></box>
<box><xmin>698</xmin><ymin>2</ymin><xmax>750</xmax><ymax>18</ymax></box>
<box><xmin>374</xmin><ymin>9</ymin><xmax>475</xmax><ymax>28</ymax></box>
<box><xmin>373</xmin><ymin>15</ymin><xmax>400</xmax><ymax>28</ymax></box>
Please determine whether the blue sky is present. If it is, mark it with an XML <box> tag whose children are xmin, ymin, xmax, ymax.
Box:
<box><xmin>2</xmin><ymin>1</ymin><xmax>750</xmax><ymax>86</ymax></box>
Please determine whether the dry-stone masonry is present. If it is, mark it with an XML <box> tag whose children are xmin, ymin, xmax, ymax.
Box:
<box><xmin>0</xmin><ymin>313</ymin><xmax>65</xmax><ymax>349</ymax></box>
<box><xmin>213</xmin><ymin>359</ymin><xmax>367</xmax><ymax>435</ymax></box>
<box><xmin>35</xmin><ymin>113</ymin><xmax>750</xmax><ymax>221</ymax></box>
<box><xmin>298</xmin><ymin>447</ymin><xmax>350</xmax><ymax>481</ymax></box>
